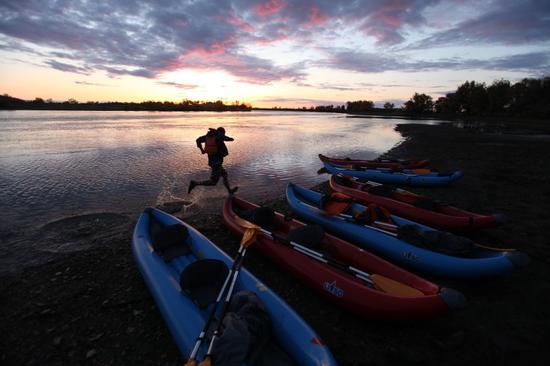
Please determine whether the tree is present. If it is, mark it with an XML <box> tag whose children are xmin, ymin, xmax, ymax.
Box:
<box><xmin>404</xmin><ymin>93</ymin><xmax>433</xmax><ymax>115</ymax></box>
<box><xmin>434</xmin><ymin>94</ymin><xmax>460</xmax><ymax>114</ymax></box>
<box><xmin>486</xmin><ymin>79</ymin><xmax>511</xmax><ymax>115</ymax></box>
<box><xmin>383</xmin><ymin>102</ymin><xmax>394</xmax><ymax>110</ymax></box>
<box><xmin>455</xmin><ymin>81</ymin><xmax>488</xmax><ymax>115</ymax></box>
<box><xmin>346</xmin><ymin>100</ymin><xmax>374</xmax><ymax>113</ymax></box>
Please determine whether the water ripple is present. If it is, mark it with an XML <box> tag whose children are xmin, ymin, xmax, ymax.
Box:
<box><xmin>0</xmin><ymin>110</ymin><xmax>430</xmax><ymax>233</ymax></box>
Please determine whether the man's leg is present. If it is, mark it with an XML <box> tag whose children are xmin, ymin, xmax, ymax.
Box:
<box><xmin>221</xmin><ymin>166</ymin><xmax>238</xmax><ymax>194</ymax></box>
<box><xmin>188</xmin><ymin>165</ymin><xmax>222</xmax><ymax>193</ymax></box>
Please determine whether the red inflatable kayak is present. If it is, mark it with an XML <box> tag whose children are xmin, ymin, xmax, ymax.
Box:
<box><xmin>329</xmin><ymin>175</ymin><xmax>505</xmax><ymax>233</ymax></box>
<box><xmin>223</xmin><ymin>196</ymin><xmax>464</xmax><ymax>320</ymax></box>
<box><xmin>319</xmin><ymin>153</ymin><xmax>429</xmax><ymax>169</ymax></box>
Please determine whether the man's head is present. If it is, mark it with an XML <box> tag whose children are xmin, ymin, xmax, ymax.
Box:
<box><xmin>216</xmin><ymin>127</ymin><xmax>226</xmax><ymax>135</ymax></box>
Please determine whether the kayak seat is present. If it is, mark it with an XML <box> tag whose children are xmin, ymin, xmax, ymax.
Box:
<box><xmin>412</xmin><ymin>198</ymin><xmax>438</xmax><ymax>211</ymax></box>
<box><xmin>149</xmin><ymin>212</ymin><xmax>191</xmax><ymax>261</ymax></box>
<box><xmin>238</xmin><ymin>206</ymin><xmax>278</xmax><ymax>229</ymax></box>
<box><xmin>353</xmin><ymin>204</ymin><xmax>394</xmax><ymax>225</ymax></box>
<box><xmin>397</xmin><ymin>225</ymin><xmax>474</xmax><ymax>256</ymax></box>
<box><xmin>366</xmin><ymin>184</ymin><xmax>394</xmax><ymax>197</ymax></box>
<box><xmin>333</xmin><ymin>174</ymin><xmax>354</xmax><ymax>187</ymax></box>
<box><xmin>287</xmin><ymin>225</ymin><xmax>325</xmax><ymax>249</ymax></box>
<box><xmin>179</xmin><ymin>259</ymin><xmax>229</xmax><ymax>309</ymax></box>
<box><xmin>320</xmin><ymin>192</ymin><xmax>353</xmax><ymax>215</ymax></box>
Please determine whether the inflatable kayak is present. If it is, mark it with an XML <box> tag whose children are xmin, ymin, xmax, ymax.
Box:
<box><xmin>322</xmin><ymin>161</ymin><xmax>463</xmax><ymax>187</ymax></box>
<box><xmin>330</xmin><ymin>175</ymin><xmax>506</xmax><ymax>233</ymax></box>
<box><xmin>286</xmin><ymin>184</ymin><xmax>529</xmax><ymax>279</ymax></box>
<box><xmin>223</xmin><ymin>196</ymin><xmax>465</xmax><ymax>319</ymax></box>
<box><xmin>132</xmin><ymin>207</ymin><xmax>337</xmax><ymax>365</ymax></box>
<box><xmin>319</xmin><ymin>153</ymin><xmax>429</xmax><ymax>169</ymax></box>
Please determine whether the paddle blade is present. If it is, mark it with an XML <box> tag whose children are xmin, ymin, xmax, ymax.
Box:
<box><xmin>412</xmin><ymin>168</ymin><xmax>431</xmax><ymax>174</ymax></box>
<box><xmin>234</xmin><ymin>215</ymin><xmax>261</xmax><ymax>230</ymax></box>
<box><xmin>184</xmin><ymin>359</ymin><xmax>196</xmax><ymax>366</ymax></box>
<box><xmin>198</xmin><ymin>356</ymin><xmax>211</xmax><ymax>366</ymax></box>
<box><xmin>370</xmin><ymin>274</ymin><xmax>424</xmax><ymax>297</ymax></box>
<box><xmin>240</xmin><ymin>227</ymin><xmax>260</xmax><ymax>247</ymax></box>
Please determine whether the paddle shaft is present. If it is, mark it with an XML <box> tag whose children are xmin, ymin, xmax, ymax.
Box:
<box><xmin>341</xmin><ymin>214</ymin><xmax>508</xmax><ymax>252</ymax></box>
<box><xmin>186</xmin><ymin>245</ymin><xmax>246</xmax><ymax>362</ymax></box>
<box><xmin>259</xmin><ymin>228</ymin><xmax>376</xmax><ymax>288</ymax></box>
<box><xmin>201</xmin><ymin>247</ymin><xmax>248</xmax><ymax>361</ymax></box>
<box><xmin>338</xmin><ymin>213</ymin><xmax>399</xmax><ymax>236</ymax></box>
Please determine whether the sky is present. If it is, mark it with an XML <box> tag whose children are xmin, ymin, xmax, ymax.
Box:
<box><xmin>1</xmin><ymin>0</ymin><xmax>549</xmax><ymax>108</ymax></box>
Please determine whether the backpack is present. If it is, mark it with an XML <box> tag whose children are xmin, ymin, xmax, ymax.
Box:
<box><xmin>204</xmin><ymin>131</ymin><xmax>218</xmax><ymax>156</ymax></box>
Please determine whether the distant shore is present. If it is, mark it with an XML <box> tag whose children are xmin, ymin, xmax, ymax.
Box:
<box><xmin>1</xmin><ymin>120</ymin><xmax>549</xmax><ymax>365</ymax></box>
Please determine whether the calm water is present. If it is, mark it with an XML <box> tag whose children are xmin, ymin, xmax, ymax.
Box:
<box><xmin>0</xmin><ymin>110</ymin><xmax>430</xmax><ymax>232</ymax></box>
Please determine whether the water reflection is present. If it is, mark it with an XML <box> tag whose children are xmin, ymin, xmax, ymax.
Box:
<box><xmin>0</xmin><ymin>110</ymin><xmax>429</xmax><ymax>231</ymax></box>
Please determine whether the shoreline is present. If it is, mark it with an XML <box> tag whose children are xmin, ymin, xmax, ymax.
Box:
<box><xmin>2</xmin><ymin>122</ymin><xmax>549</xmax><ymax>365</ymax></box>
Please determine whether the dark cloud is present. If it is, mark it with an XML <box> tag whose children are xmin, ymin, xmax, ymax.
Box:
<box><xmin>409</xmin><ymin>0</ymin><xmax>550</xmax><ymax>48</ymax></box>
<box><xmin>46</xmin><ymin>60</ymin><xmax>92</xmax><ymax>74</ymax></box>
<box><xmin>258</xmin><ymin>96</ymin><xmax>344</xmax><ymax>106</ymax></box>
<box><xmin>327</xmin><ymin>50</ymin><xmax>550</xmax><ymax>74</ymax></box>
<box><xmin>158</xmin><ymin>81</ymin><xmax>199</xmax><ymax>89</ymax></box>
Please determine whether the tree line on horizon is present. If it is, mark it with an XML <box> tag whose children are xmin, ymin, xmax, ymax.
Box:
<box><xmin>2</xmin><ymin>76</ymin><xmax>548</xmax><ymax>117</ymax></box>
<box><xmin>0</xmin><ymin>94</ymin><xmax>252</xmax><ymax>112</ymax></box>
<box><xmin>313</xmin><ymin>76</ymin><xmax>550</xmax><ymax>118</ymax></box>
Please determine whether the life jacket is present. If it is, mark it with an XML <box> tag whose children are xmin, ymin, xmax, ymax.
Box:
<box><xmin>204</xmin><ymin>134</ymin><xmax>218</xmax><ymax>156</ymax></box>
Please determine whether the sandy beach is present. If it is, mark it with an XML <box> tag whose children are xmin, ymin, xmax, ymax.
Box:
<box><xmin>2</xmin><ymin>120</ymin><xmax>549</xmax><ymax>365</ymax></box>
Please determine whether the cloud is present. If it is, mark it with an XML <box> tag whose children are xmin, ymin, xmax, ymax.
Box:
<box><xmin>158</xmin><ymin>81</ymin><xmax>199</xmax><ymax>89</ymax></box>
<box><xmin>0</xmin><ymin>0</ymin><xmax>299</xmax><ymax>83</ymax></box>
<box><xmin>46</xmin><ymin>60</ymin><xmax>92</xmax><ymax>74</ymax></box>
<box><xmin>74</xmin><ymin>81</ymin><xmax>110</xmax><ymax>86</ymax></box>
<box><xmin>1</xmin><ymin>0</ymin><xmax>549</xmax><ymax>85</ymax></box>
<box><xmin>258</xmin><ymin>96</ymin><xmax>344</xmax><ymax>106</ymax></box>
<box><xmin>326</xmin><ymin>50</ymin><xmax>550</xmax><ymax>74</ymax></box>
<box><xmin>409</xmin><ymin>0</ymin><xmax>550</xmax><ymax>48</ymax></box>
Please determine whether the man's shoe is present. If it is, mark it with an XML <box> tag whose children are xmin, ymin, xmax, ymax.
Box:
<box><xmin>188</xmin><ymin>180</ymin><xmax>197</xmax><ymax>194</ymax></box>
<box><xmin>228</xmin><ymin>186</ymin><xmax>239</xmax><ymax>195</ymax></box>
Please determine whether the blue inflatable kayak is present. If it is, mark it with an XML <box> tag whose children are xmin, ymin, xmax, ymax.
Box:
<box><xmin>286</xmin><ymin>184</ymin><xmax>529</xmax><ymax>279</ymax></box>
<box><xmin>132</xmin><ymin>207</ymin><xmax>337</xmax><ymax>365</ymax></box>
<box><xmin>323</xmin><ymin>161</ymin><xmax>463</xmax><ymax>186</ymax></box>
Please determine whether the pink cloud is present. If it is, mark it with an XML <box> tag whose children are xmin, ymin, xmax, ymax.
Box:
<box><xmin>227</xmin><ymin>16</ymin><xmax>255</xmax><ymax>32</ymax></box>
<box><xmin>307</xmin><ymin>7</ymin><xmax>328</xmax><ymax>26</ymax></box>
<box><xmin>254</xmin><ymin>0</ymin><xmax>285</xmax><ymax>17</ymax></box>
<box><xmin>380</xmin><ymin>14</ymin><xmax>401</xmax><ymax>28</ymax></box>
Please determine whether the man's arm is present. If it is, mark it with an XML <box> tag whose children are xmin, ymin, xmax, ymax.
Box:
<box><xmin>223</xmin><ymin>135</ymin><xmax>234</xmax><ymax>141</ymax></box>
<box><xmin>196</xmin><ymin>135</ymin><xmax>206</xmax><ymax>153</ymax></box>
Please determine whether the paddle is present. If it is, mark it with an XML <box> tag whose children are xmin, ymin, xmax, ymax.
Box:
<box><xmin>233</xmin><ymin>216</ymin><xmax>423</xmax><ymax>297</ymax></box>
<box><xmin>340</xmin><ymin>214</ymin><xmax>515</xmax><ymax>252</ymax></box>
<box><xmin>185</xmin><ymin>226</ymin><xmax>259</xmax><ymax>366</ymax></box>
<box><xmin>197</xmin><ymin>223</ymin><xmax>261</xmax><ymax>366</ymax></box>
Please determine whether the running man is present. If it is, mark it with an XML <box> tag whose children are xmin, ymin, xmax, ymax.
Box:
<box><xmin>188</xmin><ymin>127</ymin><xmax>238</xmax><ymax>195</ymax></box>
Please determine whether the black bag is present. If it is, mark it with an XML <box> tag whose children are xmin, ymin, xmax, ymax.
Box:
<box><xmin>211</xmin><ymin>291</ymin><xmax>289</xmax><ymax>366</ymax></box>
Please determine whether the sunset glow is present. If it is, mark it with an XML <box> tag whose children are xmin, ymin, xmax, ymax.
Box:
<box><xmin>1</xmin><ymin>0</ymin><xmax>549</xmax><ymax>107</ymax></box>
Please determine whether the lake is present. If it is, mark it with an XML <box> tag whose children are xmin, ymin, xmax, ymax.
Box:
<box><xmin>0</xmin><ymin>110</ymin><xmax>434</xmax><ymax>232</ymax></box>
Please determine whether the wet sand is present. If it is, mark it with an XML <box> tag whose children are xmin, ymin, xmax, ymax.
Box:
<box><xmin>2</xmin><ymin>121</ymin><xmax>549</xmax><ymax>365</ymax></box>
